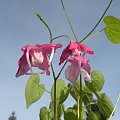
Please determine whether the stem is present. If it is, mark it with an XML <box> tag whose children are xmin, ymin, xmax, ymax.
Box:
<box><xmin>61</xmin><ymin>0</ymin><xmax>78</xmax><ymax>42</ymax></box>
<box><xmin>32</xmin><ymin>8</ymin><xmax>52</xmax><ymax>42</ymax></box>
<box><xmin>108</xmin><ymin>92</ymin><xmax>120</xmax><ymax>120</ymax></box>
<box><xmin>79</xmin><ymin>75</ymin><xmax>82</xmax><ymax>120</ymax></box>
<box><xmin>54</xmin><ymin>77</ymin><xmax>57</xmax><ymax>120</ymax></box>
<box><xmin>51</xmin><ymin>35</ymin><xmax>71</xmax><ymax>42</ymax></box>
<box><xmin>56</xmin><ymin>61</ymin><xmax>67</xmax><ymax>80</ymax></box>
<box><xmin>94</xmin><ymin>91</ymin><xmax>101</xmax><ymax>99</ymax></box>
<box><xmin>80</xmin><ymin>28</ymin><xmax>104</xmax><ymax>43</ymax></box>
<box><xmin>78</xmin><ymin>97</ymin><xmax>80</xmax><ymax>120</ymax></box>
<box><xmin>80</xmin><ymin>0</ymin><xmax>113</xmax><ymax>43</ymax></box>
<box><xmin>50</xmin><ymin>63</ymin><xmax>56</xmax><ymax>120</ymax></box>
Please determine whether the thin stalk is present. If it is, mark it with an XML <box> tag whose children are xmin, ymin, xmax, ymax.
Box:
<box><xmin>32</xmin><ymin>8</ymin><xmax>52</xmax><ymax>42</ymax></box>
<box><xmin>79</xmin><ymin>75</ymin><xmax>82</xmax><ymax>120</ymax></box>
<box><xmin>56</xmin><ymin>61</ymin><xmax>67</xmax><ymax>80</ymax></box>
<box><xmin>78</xmin><ymin>97</ymin><xmax>80</xmax><ymax>120</ymax></box>
<box><xmin>108</xmin><ymin>92</ymin><xmax>120</xmax><ymax>120</ymax></box>
<box><xmin>54</xmin><ymin>78</ymin><xmax>57</xmax><ymax>120</ymax></box>
<box><xmin>80</xmin><ymin>28</ymin><xmax>104</xmax><ymax>43</ymax></box>
<box><xmin>51</xmin><ymin>35</ymin><xmax>71</xmax><ymax>42</ymax></box>
<box><xmin>50</xmin><ymin>63</ymin><xmax>56</xmax><ymax>120</ymax></box>
<box><xmin>61</xmin><ymin>0</ymin><xmax>78</xmax><ymax>42</ymax></box>
<box><xmin>80</xmin><ymin>0</ymin><xmax>113</xmax><ymax>43</ymax></box>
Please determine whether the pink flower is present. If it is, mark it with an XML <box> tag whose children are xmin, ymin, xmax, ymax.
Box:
<box><xmin>59</xmin><ymin>41</ymin><xmax>94</xmax><ymax>85</ymax></box>
<box><xmin>59</xmin><ymin>41</ymin><xmax>94</xmax><ymax>65</ymax></box>
<box><xmin>16</xmin><ymin>44</ymin><xmax>62</xmax><ymax>77</ymax></box>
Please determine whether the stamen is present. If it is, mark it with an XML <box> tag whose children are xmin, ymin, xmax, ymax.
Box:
<box><xmin>26</xmin><ymin>52</ymin><xmax>33</xmax><ymax>73</ymax></box>
<box><xmin>49</xmin><ymin>47</ymin><xmax>55</xmax><ymax>64</ymax></box>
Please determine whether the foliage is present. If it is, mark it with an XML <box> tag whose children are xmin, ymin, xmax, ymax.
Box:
<box><xmin>16</xmin><ymin>0</ymin><xmax>120</xmax><ymax>120</ymax></box>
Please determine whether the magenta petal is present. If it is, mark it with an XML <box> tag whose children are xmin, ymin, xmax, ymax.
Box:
<box><xmin>16</xmin><ymin>54</ymin><xmax>29</xmax><ymax>77</ymax></box>
<box><xmin>77</xmin><ymin>43</ymin><xmax>94</xmax><ymax>55</ymax></box>
<box><xmin>65</xmin><ymin>56</ymin><xmax>81</xmax><ymax>84</ymax></box>
<box><xmin>38</xmin><ymin>56</ymin><xmax>50</xmax><ymax>76</ymax></box>
<box><xmin>65</xmin><ymin>65</ymin><xmax>80</xmax><ymax>84</ymax></box>
<box><xmin>59</xmin><ymin>41</ymin><xmax>77</xmax><ymax>65</ymax></box>
<box><xmin>36</xmin><ymin>44</ymin><xmax>62</xmax><ymax>55</ymax></box>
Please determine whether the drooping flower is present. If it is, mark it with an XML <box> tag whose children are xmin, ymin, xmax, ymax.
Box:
<box><xmin>59</xmin><ymin>41</ymin><xmax>94</xmax><ymax>85</ymax></box>
<box><xmin>16</xmin><ymin>43</ymin><xmax>62</xmax><ymax>77</ymax></box>
<box><xmin>59</xmin><ymin>41</ymin><xmax>94</xmax><ymax>65</ymax></box>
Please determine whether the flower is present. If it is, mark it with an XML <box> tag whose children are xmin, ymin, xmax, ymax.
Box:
<box><xmin>59</xmin><ymin>41</ymin><xmax>94</xmax><ymax>65</ymax></box>
<box><xmin>59</xmin><ymin>41</ymin><xmax>94</xmax><ymax>85</ymax></box>
<box><xmin>16</xmin><ymin>43</ymin><xmax>62</xmax><ymax>77</ymax></box>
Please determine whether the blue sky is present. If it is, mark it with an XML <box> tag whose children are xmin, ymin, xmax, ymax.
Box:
<box><xmin>0</xmin><ymin>0</ymin><xmax>120</xmax><ymax>120</ymax></box>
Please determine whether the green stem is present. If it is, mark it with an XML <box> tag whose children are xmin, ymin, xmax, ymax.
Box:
<box><xmin>78</xmin><ymin>97</ymin><xmax>80</xmax><ymax>120</ymax></box>
<box><xmin>51</xmin><ymin>63</ymin><xmax>56</xmax><ymax>120</ymax></box>
<box><xmin>51</xmin><ymin>35</ymin><xmax>71</xmax><ymax>42</ymax></box>
<box><xmin>79</xmin><ymin>75</ymin><xmax>82</xmax><ymax>120</ymax></box>
<box><xmin>32</xmin><ymin>8</ymin><xmax>52</xmax><ymax>42</ymax></box>
<box><xmin>56</xmin><ymin>61</ymin><xmax>67</xmax><ymax>80</ymax></box>
<box><xmin>61</xmin><ymin>0</ymin><xmax>78</xmax><ymax>42</ymax></box>
<box><xmin>94</xmin><ymin>91</ymin><xmax>101</xmax><ymax>99</ymax></box>
<box><xmin>80</xmin><ymin>28</ymin><xmax>104</xmax><ymax>43</ymax></box>
<box><xmin>80</xmin><ymin>0</ymin><xmax>113</xmax><ymax>43</ymax></box>
<box><xmin>108</xmin><ymin>92</ymin><xmax>120</xmax><ymax>120</ymax></box>
<box><xmin>54</xmin><ymin>78</ymin><xmax>57</xmax><ymax>120</ymax></box>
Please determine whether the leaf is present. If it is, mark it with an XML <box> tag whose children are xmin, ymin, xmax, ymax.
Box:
<box><xmin>98</xmin><ymin>93</ymin><xmax>114</xmax><ymax>118</ymax></box>
<box><xmin>64</xmin><ymin>108</ymin><xmax>78</xmax><ymax>120</ymax></box>
<box><xmin>73</xmin><ymin>104</ymin><xmax>87</xmax><ymax>120</ymax></box>
<box><xmin>39</xmin><ymin>107</ymin><xmax>49</xmax><ymax>120</ymax></box>
<box><xmin>64</xmin><ymin>105</ymin><xmax>86</xmax><ymax>120</ymax></box>
<box><xmin>68</xmin><ymin>81</ymin><xmax>83</xmax><ymax>102</ymax></box>
<box><xmin>82</xmin><ymin>86</ymin><xmax>93</xmax><ymax>109</ymax></box>
<box><xmin>85</xmin><ymin>70</ymin><xmax>105</xmax><ymax>93</ymax></box>
<box><xmin>88</xmin><ymin>111</ymin><xmax>102</xmax><ymax>120</ymax></box>
<box><xmin>49</xmin><ymin>102</ymin><xmax>64</xmax><ymax>119</ymax></box>
<box><xmin>104</xmin><ymin>16</ymin><xmax>120</xmax><ymax>43</ymax></box>
<box><xmin>51</xmin><ymin>79</ymin><xmax>69</xmax><ymax>106</ymax></box>
<box><xmin>25</xmin><ymin>74</ymin><xmax>45</xmax><ymax>109</ymax></box>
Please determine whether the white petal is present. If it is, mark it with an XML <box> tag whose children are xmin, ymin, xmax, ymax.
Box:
<box><xmin>80</xmin><ymin>68</ymin><xmax>91</xmax><ymax>82</ymax></box>
<box><xmin>49</xmin><ymin>47</ymin><xmax>54</xmax><ymax>64</ymax></box>
<box><xmin>26</xmin><ymin>52</ymin><xmax>33</xmax><ymax>73</ymax></box>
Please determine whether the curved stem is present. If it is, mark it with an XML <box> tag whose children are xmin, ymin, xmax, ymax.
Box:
<box><xmin>61</xmin><ymin>0</ymin><xmax>78</xmax><ymax>42</ymax></box>
<box><xmin>51</xmin><ymin>35</ymin><xmax>71</xmax><ymax>42</ymax></box>
<box><xmin>32</xmin><ymin>8</ymin><xmax>52</xmax><ymax>42</ymax></box>
<box><xmin>80</xmin><ymin>0</ymin><xmax>113</xmax><ymax>43</ymax></box>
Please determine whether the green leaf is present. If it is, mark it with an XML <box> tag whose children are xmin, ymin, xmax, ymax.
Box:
<box><xmin>39</xmin><ymin>107</ymin><xmax>53</xmax><ymax>120</ymax></box>
<box><xmin>64</xmin><ymin>105</ymin><xmax>86</xmax><ymax>120</ymax></box>
<box><xmin>104</xmin><ymin>16</ymin><xmax>120</xmax><ymax>43</ymax></box>
<box><xmin>51</xmin><ymin>79</ymin><xmax>69</xmax><ymax>106</ymax></box>
<box><xmin>82</xmin><ymin>86</ymin><xmax>93</xmax><ymax>109</ymax></box>
<box><xmin>85</xmin><ymin>70</ymin><xmax>105</xmax><ymax>93</ymax></box>
<box><xmin>39</xmin><ymin>107</ymin><xmax>49</xmax><ymax>120</ymax></box>
<box><xmin>98</xmin><ymin>93</ymin><xmax>114</xmax><ymax>118</ymax></box>
<box><xmin>88</xmin><ymin>111</ymin><xmax>102</xmax><ymax>120</ymax></box>
<box><xmin>25</xmin><ymin>74</ymin><xmax>45</xmax><ymax>109</ymax></box>
<box><xmin>49</xmin><ymin>102</ymin><xmax>64</xmax><ymax>119</ymax></box>
<box><xmin>68</xmin><ymin>81</ymin><xmax>83</xmax><ymax>102</ymax></box>
<box><xmin>73</xmin><ymin>104</ymin><xmax>87</xmax><ymax>120</ymax></box>
<box><xmin>64</xmin><ymin>108</ymin><xmax>78</xmax><ymax>120</ymax></box>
